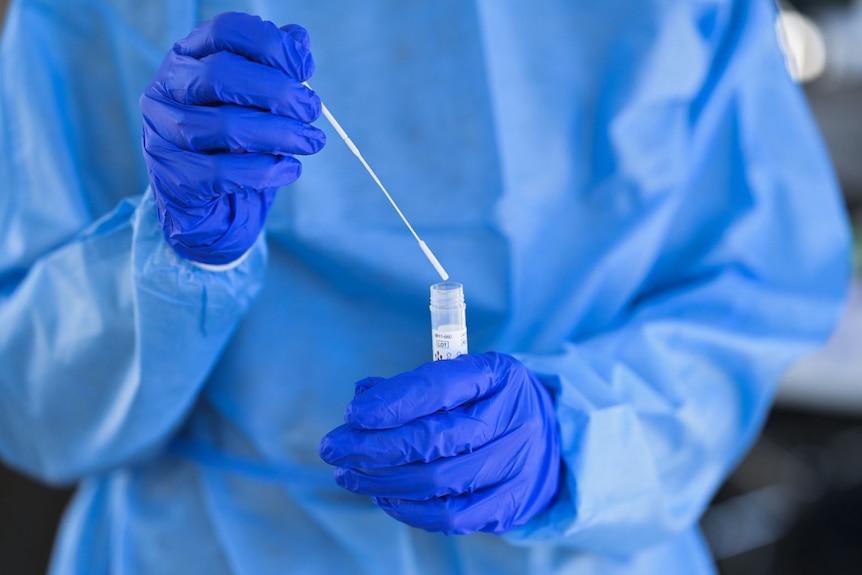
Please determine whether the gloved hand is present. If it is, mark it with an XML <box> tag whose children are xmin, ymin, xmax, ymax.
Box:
<box><xmin>140</xmin><ymin>12</ymin><xmax>325</xmax><ymax>266</ymax></box>
<box><xmin>320</xmin><ymin>352</ymin><xmax>561</xmax><ymax>534</ymax></box>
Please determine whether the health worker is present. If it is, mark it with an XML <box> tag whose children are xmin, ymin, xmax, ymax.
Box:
<box><xmin>0</xmin><ymin>1</ymin><xmax>850</xmax><ymax>574</ymax></box>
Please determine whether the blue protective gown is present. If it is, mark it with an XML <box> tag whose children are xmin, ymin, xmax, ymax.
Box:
<box><xmin>0</xmin><ymin>0</ymin><xmax>850</xmax><ymax>573</ymax></box>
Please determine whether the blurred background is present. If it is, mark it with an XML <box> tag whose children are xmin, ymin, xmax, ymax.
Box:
<box><xmin>0</xmin><ymin>0</ymin><xmax>860</xmax><ymax>573</ymax></box>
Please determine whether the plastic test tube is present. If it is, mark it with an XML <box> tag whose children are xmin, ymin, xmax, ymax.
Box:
<box><xmin>430</xmin><ymin>282</ymin><xmax>468</xmax><ymax>361</ymax></box>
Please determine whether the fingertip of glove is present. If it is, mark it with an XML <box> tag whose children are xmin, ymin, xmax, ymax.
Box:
<box><xmin>298</xmin><ymin>55</ymin><xmax>316</xmax><ymax>83</ymax></box>
<box><xmin>295</xmin><ymin>123</ymin><xmax>326</xmax><ymax>154</ymax></box>
<box><xmin>333</xmin><ymin>467</ymin><xmax>355</xmax><ymax>491</ymax></box>
<box><xmin>343</xmin><ymin>399</ymin><xmax>381</xmax><ymax>429</ymax></box>
<box><xmin>354</xmin><ymin>376</ymin><xmax>385</xmax><ymax>397</ymax></box>
<box><xmin>280</xmin><ymin>24</ymin><xmax>310</xmax><ymax>47</ymax></box>
<box><xmin>279</xmin><ymin>23</ymin><xmax>315</xmax><ymax>81</ymax></box>
<box><xmin>310</xmin><ymin>129</ymin><xmax>326</xmax><ymax>153</ymax></box>
<box><xmin>343</xmin><ymin>402</ymin><xmax>363</xmax><ymax>427</ymax></box>
<box><xmin>270</xmin><ymin>154</ymin><xmax>303</xmax><ymax>184</ymax></box>
<box><xmin>319</xmin><ymin>429</ymin><xmax>348</xmax><ymax>466</ymax></box>
<box><xmin>374</xmin><ymin>497</ymin><xmax>409</xmax><ymax>524</ymax></box>
<box><xmin>318</xmin><ymin>435</ymin><xmax>332</xmax><ymax>461</ymax></box>
<box><xmin>307</xmin><ymin>93</ymin><xmax>323</xmax><ymax>123</ymax></box>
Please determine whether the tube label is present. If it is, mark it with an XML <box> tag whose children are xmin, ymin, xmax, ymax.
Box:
<box><xmin>432</xmin><ymin>327</ymin><xmax>468</xmax><ymax>361</ymax></box>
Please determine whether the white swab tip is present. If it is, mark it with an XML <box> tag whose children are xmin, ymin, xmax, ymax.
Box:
<box><xmin>419</xmin><ymin>240</ymin><xmax>449</xmax><ymax>281</ymax></box>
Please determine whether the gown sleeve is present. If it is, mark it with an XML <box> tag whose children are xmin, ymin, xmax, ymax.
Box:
<box><xmin>0</xmin><ymin>1</ymin><xmax>266</xmax><ymax>485</ymax></box>
<box><xmin>504</xmin><ymin>0</ymin><xmax>851</xmax><ymax>554</ymax></box>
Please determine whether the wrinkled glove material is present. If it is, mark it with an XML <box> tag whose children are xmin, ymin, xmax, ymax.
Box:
<box><xmin>140</xmin><ymin>12</ymin><xmax>325</xmax><ymax>265</ymax></box>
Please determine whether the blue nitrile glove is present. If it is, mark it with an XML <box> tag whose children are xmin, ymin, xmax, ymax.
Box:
<box><xmin>140</xmin><ymin>12</ymin><xmax>325</xmax><ymax>266</ymax></box>
<box><xmin>320</xmin><ymin>352</ymin><xmax>561</xmax><ymax>534</ymax></box>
